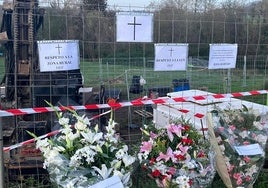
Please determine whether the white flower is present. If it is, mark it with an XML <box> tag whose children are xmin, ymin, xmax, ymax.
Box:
<box><xmin>120</xmin><ymin>172</ymin><xmax>131</xmax><ymax>186</ymax></box>
<box><xmin>75</xmin><ymin>114</ymin><xmax>90</xmax><ymax>125</ymax></box>
<box><xmin>92</xmin><ymin>164</ymin><xmax>113</xmax><ymax>179</ymax></box>
<box><xmin>35</xmin><ymin>138</ymin><xmax>50</xmax><ymax>152</ymax></box>
<box><xmin>186</xmin><ymin>160</ymin><xmax>197</xmax><ymax>169</ymax></box>
<box><xmin>245</xmin><ymin>164</ymin><xmax>259</xmax><ymax>176</ymax></box>
<box><xmin>75</xmin><ymin>121</ymin><xmax>87</xmax><ymax>131</ymax></box>
<box><xmin>115</xmin><ymin>149</ymin><xmax>125</xmax><ymax>159</ymax></box>
<box><xmin>113</xmin><ymin>170</ymin><xmax>124</xmax><ymax>178</ymax></box>
<box><xmin>111</xmin><ymin>160</ymin><xmax>122</xmax><ymax>170</ymax></box>
<box><xmin>175</xmin><ymin>175</ymin><xmax>190</xmax><ymax>188</ymax></box>
<box><xmin>122</xmin><ymin>145</ymin><xmax>128</xmax><ymax>152</ymax></box>
<box><xmin>44</xmin><ymin>151</ymin><xmax>65</xmax><ymax>168</ymax></box>
<box><xmin>253</xmin><ymin>121</ymin><xmax>264</xmax><ymax>130</ymax></box>
<box><xmin>122</xmin><ymin>154</ymin><xmax>135</xmax><ymax>167</ymax></box>
<box><xmin>81</xmin><ymin>131</ymin><xmax>103</xmax><ymax>144</ymax></box>
<box><xmin>67</xmin><ymin>131</ymin><xmax>80</xmax><ymax>141</ymax></box>
<box><xmin>254</xmin><ymin>134</ymin><xmax>267</xmax><ymax>144</ymax></box>
<box><xmin>36</xmin><ymin>111</ymin><xmax>134</xmax><ymax>187</ymax></box>
<box><xmin>58</xmin><ymin>117</ymin><xmax>70</xmax><ymax>126</ymax></box>
<box><xmin>106</xmin><ymin>118</ymin><xmax>117</xmax><ymax>135</ymax></box>
<box><xmin>70</xmin><ymin>146</ymin><xmax>97</xmax><ymax>167</ymax></box>
<box><xmin>239</xmin><ymin>130</ymin><xmax>248</xmax><ymax>139</ymax></box>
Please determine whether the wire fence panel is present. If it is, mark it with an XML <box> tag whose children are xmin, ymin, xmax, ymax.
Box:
<box><xmin>1</xmin><ymin>0</ymin><xmax>268</xmax><ymax>187</ymax></box>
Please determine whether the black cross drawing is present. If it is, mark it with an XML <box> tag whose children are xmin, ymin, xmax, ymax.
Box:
<box><xmin>169</xmin><ymin>48</ymin><xmax>174</xmax><ymax>57</ymax></box>
<box><xmin>55</xmin><ymin>44</ymin><xmax>62</xmax><ymax>55</ymax></box>
<box><xmin>128</xmin><ymin>17</ymin><xmax>142</xmax><ymax>40</ymax></box>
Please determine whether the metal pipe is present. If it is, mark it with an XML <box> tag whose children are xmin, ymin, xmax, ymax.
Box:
<box><xmin>0</xmin><ymin>116</ymin><xmax>4</xmax><ymax>188</ymax></box>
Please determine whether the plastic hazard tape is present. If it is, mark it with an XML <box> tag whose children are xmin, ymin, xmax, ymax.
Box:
<box><xmin>3</xmin><ymin>109</ymin><xmax>113</xmax><ymax>152</ymax></box>
<box><xmin>3</xmin><ymin>89</ymin><xmax>267</xmax><ymax>151</ymax></box>
<box><xmin>1</xmin><ymin>89</ymin><xmax>267</xmax><ymax>117</ymax></box>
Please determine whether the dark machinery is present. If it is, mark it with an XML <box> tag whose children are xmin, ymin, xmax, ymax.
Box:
<box><xmin>0</xmin><ymin>0</ymin><xmax>83</xmax><ymax>109</ymax></box>
<box><xmin>0</xmin><ymin>0</ymin><xmax>83</xmax><ymax>184</ymax></box>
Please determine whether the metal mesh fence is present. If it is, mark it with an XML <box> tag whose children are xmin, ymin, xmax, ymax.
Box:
<box><xmin>0</xmin><ymin>0</ymin><xmax>268</xmax><ymax>187</ymax></box>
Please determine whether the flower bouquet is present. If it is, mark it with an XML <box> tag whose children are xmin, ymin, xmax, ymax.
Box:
<box><xmin>33</xmin><ymin>109</ymin><xmax>135</xmax><ymax>188</ymax></box>
<box><xmin>208</xmin><ymin>105</ymin><xmax>268</xmax><ymax>188</ymax></box>
<box><xmin>137</xmin><ymin>116</ymin><xmax>215</xmax><ymax>188</ymax></box>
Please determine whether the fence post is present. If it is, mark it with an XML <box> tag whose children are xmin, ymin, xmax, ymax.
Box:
<box><xmin>0</xmin><ymin>116</ymin><xmax>4</xmax><ymax>188</ymax></box>
<box><xmin>243</xmin><ymin>55</ymin><xmax>247</xmax><ymax>87</ymax></box>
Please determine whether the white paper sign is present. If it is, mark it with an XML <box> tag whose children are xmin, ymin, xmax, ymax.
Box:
<box><xmin>234</xmin><ymin>143</ymin><xmax>264</xmax><ymax>156</ymax></box>
<box><xmin>116</xmin><ymin>12</ymin><xmax>153</xmax><ymax>42</ymax></box>
<box><xmin>37</xmin><ymin>40</ymin><xmax>80</xmax><ymax>72</ymax></box>
<box><xmin>90</xmin><ymin>176</ymin><xmax>124</xmax><ymax>188</ymax></box>
<box><xmin>208</xmin><ymin>43</ymin><xmax>238</xmax><ymax>69</ymax></box>
<box><xmin>154</xmin><ymin>43</ymin><xmax>188</xmax><ymax>71</ymax></box>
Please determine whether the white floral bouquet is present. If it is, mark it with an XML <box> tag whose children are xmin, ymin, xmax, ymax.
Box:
<box><xmin>137</xmin><ymin>117</ymin><xmax>215</xmax><ymax>188</ymax></box>
<box><xmin>33</xmin><ymin>109</ymin><xmax>135</xmax><ymax>188</ymax></box>
<box><xmin>209</xmin><ymin>105</ymin><xmax>268</xmax><ymax>188</ymax></box>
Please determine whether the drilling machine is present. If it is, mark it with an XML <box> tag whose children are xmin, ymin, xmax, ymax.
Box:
<box><xmin>0</xmin><ymin>0</ymin><xmax>83</xmax><ymax>182</ymax></box>
<box><xmin>0</xmin><ymin>0</ymin><xmax>83</xmax><ymax>112</ymax></box>
<box><xmin>0</xmin><ymin>0</ymin><xmax>44</xmax><ymax>109</ymax></box>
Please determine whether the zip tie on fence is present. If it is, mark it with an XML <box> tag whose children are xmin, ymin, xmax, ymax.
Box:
<box><xmin>3</xmin><ymin>108</ymin><xmax>114</xmax><ymax>152</ymax></box>
<box><xmin>0</xmin><ymin>89</ymin><xmax>267</xmax><ymax>117</ymax></box>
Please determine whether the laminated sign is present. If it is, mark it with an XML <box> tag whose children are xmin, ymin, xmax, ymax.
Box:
<box><xmin>208</xmin><ymin>43</ymin><xmax>238</xmax><ymax>69</ymax></box>
<box><xmin>154</xmin><ymin>43</ymin><xmax>188</xmax><ymax>71</ymax></box>
<box><xmin>116</xmin><ymin>12</ymin><xmax>153</xmax><ymax>42</ymax></box>
<box><xmin>37</xmin><ymin>40</ymin><xmax>80</xmax><ymax>72</ymax></box>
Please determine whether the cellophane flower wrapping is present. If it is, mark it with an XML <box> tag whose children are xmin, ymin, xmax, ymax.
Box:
<box><xmin>35</xmin><ymin>110</ymin><xmax>135</xmax><ymax>188</ymax></box>
<box><xmin>210</xmin><ymin>105</ymin><xmax>268</xmax><ymax>188</ymax></box>
<box><xmin>137</xmin><ymin>116</ymin><xmax>216</xmax><ymax>188</ymax></box>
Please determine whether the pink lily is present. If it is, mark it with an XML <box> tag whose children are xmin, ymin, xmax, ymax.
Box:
<box><xmin>156</xmin><ymin>147</ymin><xmax>174</xmax><ymax>162</ymax></box>
<box><xmin>167</xmin><ymin>124</ymin><xmax>184</xmax><ymax>141</ymax></box>
<box><xmin>177</xmin><ymin>144</ymin><xmax>189</xmax><ymax>155</ymax></box>
<box><xmin>140</xmin><ymin>140</ymin><xmax>153</xmax><ymax>153</ymax></box>
<box><xmin>150</xmin><ymin>131</ymin><xmax>158</xmax><ymax>139</ymax></box>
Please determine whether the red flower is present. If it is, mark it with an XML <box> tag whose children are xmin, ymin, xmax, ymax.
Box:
<box><xmin>161</xmin><ymin>174</ymin><xmax>167</xmax><ymax>180</ymax></box>
<box><xmin>152</xmin><ymin>169</ymin><xmax>161</xmax><ymax>177</ymax></box>
<box><xmin>243</xmin><ymin>156</ymin><xmax>251</xmax><ymax>163</ymax></box>
<box><xmin>245</xmin><ymin>175</ymin><xmax>251</xmax><ymax>182</ymax></box>
<box><xmin>175</xmin><ymin>154</ymin><xmax>186</xmax><ymax>161</ymax></box>
<box><xmin>142</xmin><ymin>164</ymin><xmax>148</xmax><ymax>171</ymax></box>
<box><xmin>188</xmin><ymin>179</ymin><xmax>193</xmax><ymax>186</ymax></box>
<box><xmin>182</xmin><ymin>137</ymin><xmax>193</xmax><ymax>145</ymax></box>
<box><xmin>183</xmin><ymin>125</ymin><xmax>191</xmax><ymax>131</ymax></box>
<box><xmin>197</xmin><ymin>150</ymin><xmax>206</xmax><ymax>158</ymax></box>
<box><xmin>150</xmin><ymin>158</ymin><xmax>156</xmax><ymax>165</ymax></box>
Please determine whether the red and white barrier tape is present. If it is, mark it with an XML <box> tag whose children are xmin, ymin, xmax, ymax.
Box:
<box><xmin>1</xmin><ymin>89</ymin><xmax>267</xmax><ymax>117</ymax></box>
<box><xmin>162</xmin><ymin>103</ymin><xmax>205</xmax><ymax>119</ymax></box>
<box><xmin>3</xmin><ymin>109</ymin><xmax>113</xmax><ymax>152</ymax></box>
<box><xmin>3</xmin><ymin>89</ymin><xmax>268</xmax><ymax>151</ymax></box>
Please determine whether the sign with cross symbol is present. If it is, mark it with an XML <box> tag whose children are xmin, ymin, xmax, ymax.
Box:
<box><xmin>154</xmin><ymin>43</ymin><xmax>189</xmax><ymax>71</ymax></box>
<box><xmin>37</xmin><ymin>40</ymin><xmax>80</xmax><ymax>72</ymax></box>
<box><xmin>116</xmin><ymin>12</ymin><xmax>153</xmax><ymax>42</ymax></box>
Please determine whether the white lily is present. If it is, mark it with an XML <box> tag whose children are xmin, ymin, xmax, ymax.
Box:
<box><xmin>81</xmin><ymin>131</ymin><xmax>103</xmax><ymax>144</ymax></box>
<box><xmin>121</xmin><ymin>172</ymin><xmax>131</xmax><ymax>186</ymax></box>
<box><xmin>122</xmin><ymin>155</ymin><xmax>135</xmax><ymax>167</ymax></box>
<box><xmin>92</xmin><ymin>164</ymin><xmax>113</xmax><ymax>179</ymax></box>
<box><xmin>58</xmin><ymin>117</ymin><xmax>70</xmax><ymax>126</ymax></box>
